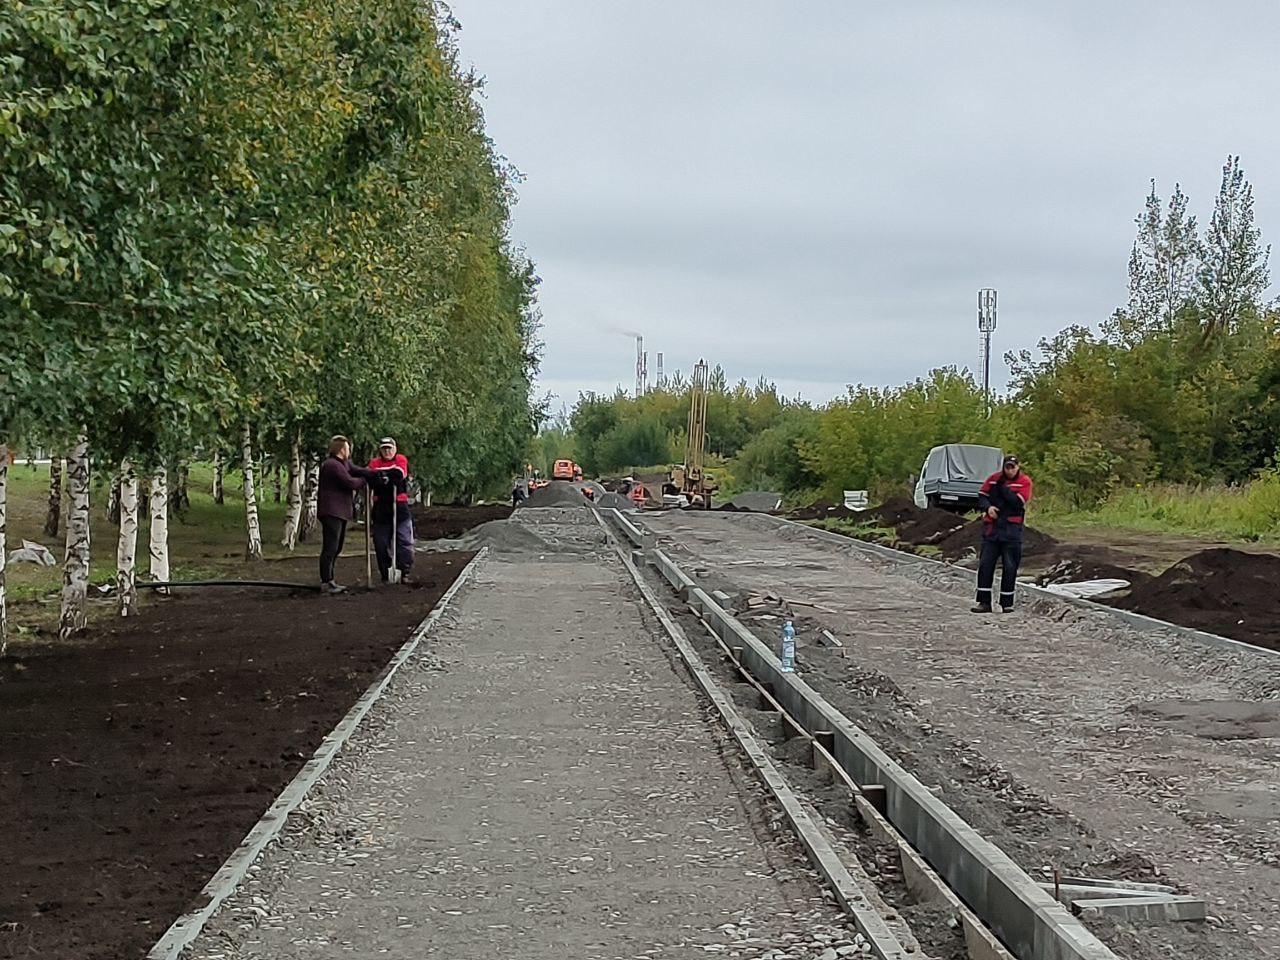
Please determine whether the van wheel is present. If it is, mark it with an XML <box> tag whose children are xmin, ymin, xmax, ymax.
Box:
<box><xmin>926</xmin><ymin>495</ymin><xmax>940</xmax><ymax>510</ymax></box>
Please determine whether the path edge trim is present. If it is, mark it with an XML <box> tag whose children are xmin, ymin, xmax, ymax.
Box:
<box><xmin>147</xmin><ymin>547</ymin><xmax>489</xmax><ymax>960</ymax></box>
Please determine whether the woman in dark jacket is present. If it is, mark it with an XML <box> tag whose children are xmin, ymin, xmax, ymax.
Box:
<box><xmin>317</xmin><ymin>436</ymin><xmax>376</xmax><ymax>593</ymax></box>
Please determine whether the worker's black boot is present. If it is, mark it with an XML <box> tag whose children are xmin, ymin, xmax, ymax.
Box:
<box><xmin>970</xmin><ymin>603</ymin><xmax>992</xmax><ymax>613</ymax></box>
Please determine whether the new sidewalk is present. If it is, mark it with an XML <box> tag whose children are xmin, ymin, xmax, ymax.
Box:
<box><xmin>186</xmin><ymin>512</ymin><xmax>855</xmax><ymax>959</ymax></box>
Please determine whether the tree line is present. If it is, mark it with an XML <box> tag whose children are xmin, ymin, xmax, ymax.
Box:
<box><xmin>559</xmin><ymin>156</ymin><xmax>1275</xmax><ymax>511</ymax></box>
<box><xmin>0</xmin><ymin>1</ymin><xmax>541</xmax><ymax>652</ymax></box>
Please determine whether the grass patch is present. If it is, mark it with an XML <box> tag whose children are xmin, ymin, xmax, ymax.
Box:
<box><xmin>1036</xmin><ymin>478</ymin><xmax>1280</xmax><ymax>543</ymax></box>
<box><xmin>3</xmin><ymin>459</ymin><xmax>304</xmax><ymax>612</ymax></box>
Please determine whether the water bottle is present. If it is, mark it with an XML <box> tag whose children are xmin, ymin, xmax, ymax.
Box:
<box><xmin>780</xmin><ymin>620</ymin><xmax>796</xmax><ymax>673</ymax></box>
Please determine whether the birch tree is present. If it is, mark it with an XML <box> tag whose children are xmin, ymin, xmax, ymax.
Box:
<box><xmin>1118</xmin><ymin>181</ymin><xmax>1202</xmax><ymax>343</ymax></box>
<box><xmin>242</xmin><ymin>425</ymin><xmax>264</xmax><ymax>560</ymax></box>
<box><xmin>1199</xmin><ymin>156</ymin><xmax>1271</xmax><ymax>341</ymax></box>
<box><xmin>149</xmin><ymin>467</ymin><xmax>170</xmax><ymax>590</ymax></box>
<box><xmin>281</xmin><ymin>433</ymin><xmax>303</xmax><ymax>550</ymax></box>
<box><xmin>44</xmin><ymin>455</ymin><xmax>62</xmax><ymax>538</ymax></box>
<box><xmin>59</xmin><ymin>438</ymin><xmax>91</xmax><ymax>640</ymax></box>
<box><xmin>116</xmin><ymin>462</ymin><xmax>140</xmax><ymax>617</ymax></box>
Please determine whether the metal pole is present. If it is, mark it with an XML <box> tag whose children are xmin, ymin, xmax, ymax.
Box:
<box><xmin>364</xmin><ymin>490</ymin><xmax>372</xmax><ymax>585</ymax></box>
<box><xmin>983</xmin><ymin>330</ymin><xmax>991</xmax><ymax>418</ymax></box>
<box><xmin>977</xmin><ymin>288</ymin><xmax>997</xmax><ymax>420</ymax></box>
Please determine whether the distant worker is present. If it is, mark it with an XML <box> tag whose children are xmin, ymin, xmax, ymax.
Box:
<box><xmin>972</xmin><ymin>455</ymin><xmax>1033</xmax><ymax>614</ymax></box>
<box><xmin>317</xmin><ymin>435</ymin><xmax>377</xmax><ymax>594</ymax></box>
<box><xmin>512</xmin><ymin>475</ymin><xmax>528</xmax><ymax>507</ymax></box>
<box><xmin>369</xmin><ymin>437</ymin><xmax>415</xmax><ymax>584</ymax></box>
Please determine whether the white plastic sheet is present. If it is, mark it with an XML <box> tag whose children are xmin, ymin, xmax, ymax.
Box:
<box><xmin>1039</xmin><ymin>579</ymin><xmax>1130</xmax><ymax>599</ymax></box>
<box><xmin>8</xmin><ymin>539</ymin><xmax>56</xmax><ymax>566</ymax></box>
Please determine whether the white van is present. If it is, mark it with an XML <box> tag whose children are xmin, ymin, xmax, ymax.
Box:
<box><xmin>912</xmin><ymin>444</ymin><xmax>1003</xmax><ymax>511</ymax></box>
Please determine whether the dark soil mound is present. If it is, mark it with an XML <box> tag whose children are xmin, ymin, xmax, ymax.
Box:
<box><xmin>862</xmin><ymin>497</ymin><xmax>968</xmax><ymax>545</ymax></box>
<box><xmin>1036</xmin><ymin>556</ymin><xmax>1153</xmax><ymax>588</ymax></box>
<box><xmin>867</xmin><ymin>496</ymin><xmax>929</xmax><ymax>527</ymax></box>
<box><xmin>931</xmin><ymin>518</ymin><xmax>1059</xmax><ymax>561</ymax></box>
<box><xmin>411</xmin><ymin>503</ymin><xmax>512</xmax><ymax>540</ymax></box>
<box><xmin>1108</xmin><ymin>548</ymin><xmax>1280</xmax><ymax>648</ymax></box>
<box><xmin>787</xmin><ymin>499</ymin><xmax>862</xmax><ymax>521</ymax></box>
<box><xmin>900</xmin><ymin>512</ymin><xmax>970</xmax><ymax>544</ymax></box>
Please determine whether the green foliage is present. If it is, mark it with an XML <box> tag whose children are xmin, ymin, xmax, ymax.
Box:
<box><xmin>568</xmin><ymin>377</ymin><xmax>812</xmax><ymax>478</ymax></box>
<box><xmin>803</xmin><ymin>367</ymin><xmax>992</xmax><ymax>498</ymax></box>
<box><xmin>1</xmin><ymin>0</ymin><xmax>540</xmax><ymax>488</ymax></box>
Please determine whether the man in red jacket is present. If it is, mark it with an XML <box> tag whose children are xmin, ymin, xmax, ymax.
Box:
<box><xmin>368</xmin><ymin>437</ymin><xmax>415</xmax><ymax>584</ymax></box>
<box><xmin>972</xmin><ymin>455</ymin><xmax>1033</xmax><ymax>613</ymax></box>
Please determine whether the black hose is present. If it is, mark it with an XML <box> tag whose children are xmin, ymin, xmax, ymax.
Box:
<box><xmin>137</xmin><ymin>580</ymin><xmax>323</xmax><ymax>592</ymax></box>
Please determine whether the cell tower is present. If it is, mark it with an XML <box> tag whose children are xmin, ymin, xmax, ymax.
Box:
<box><xmin>977</xmin><ymin>289</ymin><xmax>997</xmax><ymax>418</ymax></box>
<box><xmin>635</xmin><ymin>336</ymin><xmax>647</xmax><ymax>398</ymax></box>
<box><xmin>656</xmin><ymin>352</ymin><xmax>664</xmax><ymax>390</ymax></box>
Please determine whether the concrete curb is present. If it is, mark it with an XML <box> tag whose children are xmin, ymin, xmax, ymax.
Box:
<box><xmin>746</xmin><ymin>513</ymin><xmax>1280</xmax><ymax>662</ymax></box>
<box><xmin>147</xmin><ymin>548</ymin><xmax>489</xmax><ymax>960</ymax></box>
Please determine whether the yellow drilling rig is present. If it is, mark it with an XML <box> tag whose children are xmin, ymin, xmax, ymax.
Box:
<box><xmin>663</xmin><ymin>359</ymin><xmax>718</xmax><ymax>508</ymax></box>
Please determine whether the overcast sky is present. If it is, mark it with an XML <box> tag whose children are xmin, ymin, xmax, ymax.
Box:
<box><xmin>446</xmin><ymin>1</ymin><xmax>1278</xmax><ymax>413</ymax></box>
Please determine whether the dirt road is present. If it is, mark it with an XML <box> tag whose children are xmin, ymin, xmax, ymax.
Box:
<box><xmin>644</xmin><ymin>510</ymin><xmax>1280</xmax><ymax>960</ymax></box>
<box><xmin>185</xmin><ymin>507</ymin><xmax>861</xmax><ymax>959</ymax></box>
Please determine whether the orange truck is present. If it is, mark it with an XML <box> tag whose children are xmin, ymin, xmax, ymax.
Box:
<box><xmin>552</xmin><ymin>459</ymin><xmax>575</xmax><ymax>480</ymax></box>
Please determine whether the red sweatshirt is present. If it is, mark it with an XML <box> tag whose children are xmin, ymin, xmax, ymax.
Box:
<box><xmin>368</xmin><ymin>453</ymin><xmax>410</xmax><ymax>504</ymax></box>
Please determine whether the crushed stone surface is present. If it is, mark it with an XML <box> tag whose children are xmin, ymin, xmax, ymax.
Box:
<box><xmin>184</xmin><ymin>511</ymin><xmax>866</xmax><ymax>959</ymax></box>
<box><xmin>644</xmin><ymin>510</ymin><xmax>1280</xmax><ymax>960</ymax></box>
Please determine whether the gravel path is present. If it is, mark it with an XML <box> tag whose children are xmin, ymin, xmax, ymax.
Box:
<box><xmin>645</xmin><ymin>511</ymin><xmax>1280</xmax><ymax>960</ymax></box>
<box><xmin>184</xmin><ymin>509</ymin><xmax>861</xmax><ymax>959</ymax></box>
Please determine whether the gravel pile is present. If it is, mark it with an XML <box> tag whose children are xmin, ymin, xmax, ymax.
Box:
<box><xmin>421</xmin><ymin>518</ymin><xmax>551</xmax><ymax>554</ymax></box>
<box><xmin>518</xmin><ymin>482</ymin><xmax>588</xmax><ymax>509</ymax></box>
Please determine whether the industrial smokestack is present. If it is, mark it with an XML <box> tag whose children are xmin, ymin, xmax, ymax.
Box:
<box><xmin>635</xmin><ymin>336</ymin><xmax>645</xmax><ymax>398</ymax></box>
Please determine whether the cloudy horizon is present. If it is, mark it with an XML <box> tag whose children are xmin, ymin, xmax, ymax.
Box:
<box><xmin>447</xmin><ymin>1</ymin><xmax>1279</xmax><ymax>412</ymax></box>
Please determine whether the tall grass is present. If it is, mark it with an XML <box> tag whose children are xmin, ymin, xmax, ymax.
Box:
<box><xmin>1036</xmin><ymin>473</ymin><xmax>1280</xmax><ymax>542</ymax></box>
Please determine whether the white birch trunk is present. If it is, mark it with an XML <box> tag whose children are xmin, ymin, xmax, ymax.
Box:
<box><xmin>0</xmin><ymin>449</ymin><xmax>8</xmax><ymax>656</ymax></box>
<box><xmin>242</xmin><ymin>424</ymin><xmax>263</xmax><ymax>560</ymax></box>
<box><xmin>116</xmin><ymin>462</ymin><xmax>140</xmax><ymax>616</ymax></box>
<box><xmin>212</xmin><ymin>449</ymin><xmax>225</xmax><ymax>504</ymax></box>
<box><xmin>149</xmin><ymin>466</ymin><xmax>170</xmax><ymax>591</ymax></box>
<box><xmin>59</xmin><ymin>436</ymin><xmax>91</xmax><ymax>640</ymax></box>
<box><xmin>281</xmin><ymin>433</ymin><xmax>303</xmax><ymax>550</ymax></box>
<box><xmin>299</xmin><ymin>460</ymin><xmax>319</xmax><ymax>543</ymax></box>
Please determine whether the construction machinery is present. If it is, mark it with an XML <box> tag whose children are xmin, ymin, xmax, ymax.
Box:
<box><xmin>663</xmin><ymin>359</ymin><xmax>717</xmax><ymax>509</ymax></box>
